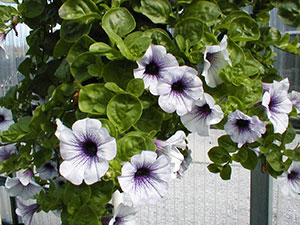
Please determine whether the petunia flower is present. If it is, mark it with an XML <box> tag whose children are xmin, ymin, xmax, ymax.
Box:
<box><xmin>177</xmin><ymin>149</ymin><xmax>192</xmax><ymax>178</ymax></box>
<box><xmin>288</xmin><ymin>90</ymin><xmax>300</xmax><ymax>114</ymax></box>
<box><xmin>202</xmin><ymin>35</ymin><xmax>231</xmax><ymax>88</ymax></box>
<box><xmin>37</xmin><ymin>161</ymin><xmax>58</xmax><ymax>180</ymax></box>
<box><xmin>54</xmin><ymin>176</ymin><xmax>67</xmax><ymax>188</ymax></box>
<box><xmin>0</xmin><ymin>144</ymin><xmax>16</xmax><ymax>162</ymax></box>
<box><xmin>262</xmin><ymin>78</ymin><xmax>292</xmax><ymax>134</ymax></box>
<box><xmin>134</xmin><ymin>45</ymin><xmax>179</xmax><ymax>95</ymax></box>
<box><xmin>279</xmin><ymin>161</ymin><xmax>300</xmax><ymax>196</ymax></box>
<box><xmin>0</xmin><ymin>107</ymin><xmax>14</xmax><ymax>132</ymax></box>
<box><xmin>153</xmin><ymin>130</ymin><xmax>186</xmax><ymax>179</ymax></box>
<box><xmin>109</xmin><ymin>191</ymin><xmax>137</xmax><ymax>225</ymax></box>
<box><xmin>5</xmin><ymin>170</ymin><xmax>42</xmax><ymax>200</ymax></box>
<box><xmin>224</xmin><ymin>110</ymin><xmax>266</xmax><ymax>147</ymax></box>
<box><xmin>180</xmin><ymin>93</ymin><xmax>224</xmax><ymax>136</ymax></box>
<box><xmin>118</xmin><ymin>151</ymin><xmax>172</xmax><ymax>207</ymax></box>
<box><xmin>157</xmin><ymin>66</ymin><xmax>203</xmax><ymax>116</ymax></box>
<box><xmin>15</xmin><ymin>198</ymin><xmax>39</xmax><ymax>225</ymax></box>
<box><xmin>55</xmin><ymin>118</ymin><xmax>117</xmax><ymax>185</ymax></box>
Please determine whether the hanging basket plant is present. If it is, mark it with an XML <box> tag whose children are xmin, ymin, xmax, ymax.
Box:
<box><xmin>1</xmin><ymin>0</ymin><xmax>300</xmax><ymax>224</ymax></box>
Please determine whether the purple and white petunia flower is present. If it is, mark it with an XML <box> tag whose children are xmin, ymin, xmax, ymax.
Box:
<box><xmin>5</xmin><ymin>170</ymin><xmax>42</xmax><ymax>200</ymax></box>
<box><xmin>180</xmin><ymin>93</ymin><xmax>224</xmax><ymax>136</ymax></box>
<box><xmin>134</xmin><ymin>45</ymin><xmax>179</xmax><ymax>95</ymax></box>
<box><xmin>118</xmin><ymin>151</ymin><xmax>172</xmax><ymax>207</ymax></box>
<box><xmin>0</xmin><ymin>107</ymin><xmax>14</xmax><ymax>132</ymax></box>
<box><xmin>202</xmin><ymin>35</ymin><xmax>231</xmax><ymax>88</ymax></box>
<box><xmin>0</xmin><ymin>144</ymin><xmax>16</xmax><ymax>162</ymax></box>
<box><xmin>153</xmin><ymin>130</ymin><xmax>186</xmax><ymax>179</ymax></box>
<box><xmin>288</xmin><ymin>90</ymin><xmax>300</xmax><ymax>114</ymax></box>
<box><xmin>224</xmin><ymin>110</ymin><xmax>266</xmax><ymax>147</ymax></box>
<box><xmin>157</xmin><ymin>66</ymin><xmax>204</xmax><ymax>116</ymax></box>
<box><xmin>262</xmin><ymin>78</ymin><xmax>292</xmax><ymax>134</ymax></box>
<box><xmin>55</xmin><ymin>118</ymin><xmax>117</xmax><ymax>185</ymax></box>
<box><xmin>37</xmin><ymin>161</ymin><xmax>58</xmax><ymax>180</ymax></box>
<box><xmin>279</xmin><ymin>161</ymin><xmax>300</xmax><ymax>196</ymax></box>
<box><xmin>109</xmin><ymin>203</ymin><xmax>137</xmax><ymax>225</ymax></box>
<box><xmin>15</xmin><ymin>198</ymin><xmax>39</xmax><ymax>225</ymax></box>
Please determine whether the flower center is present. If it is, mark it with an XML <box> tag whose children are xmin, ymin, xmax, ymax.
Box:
<box><xmin>171</xmin><ymin>80</ymin><xmax>185</xmax><ymax>93</ymax></box>
<box><xmin>145</xmin><ymin>61</ymin><xmax>159</xmax><ymax>76</ymax></box>
<box><xmin>135</xmin><ymin>167</ymin><xmax>151</xmax><ymax>178</ymax></box>
<box><xmin>83</xmin><ymin>140</ymin><xmax>98</xmax><ymax>157</ymax></box>
<box><xmin>206</xmin><ymin>52</ymin><xmax>215</xmax><ymax>63</ymax></box>
<box><xmin>288</xmin><ymin>170</ymin><xmax>298</xmax><ymax>180</ymax></box>
<box><xmin>197</xmin><ymin>104</ymin><xmax>212</xmax><ymax>117</ymax></box>
<box><xmin>44</xmin><ymin>162</ymin><xmax>54</xmax><ymax>170</ymax></box>
<box><xmin>0</xmin><ymin>115</ymin><xmax>4</xmax><ymax>122</ymax></box>
<box><xmin>268</xmin><ymin>96</ymin><xmax>280</xmax><ymax>112</ymax></box>
<box><xmin>236</xmin><ymin>119</ymin><xmax>249</xmax><ymax>130</ymax></box>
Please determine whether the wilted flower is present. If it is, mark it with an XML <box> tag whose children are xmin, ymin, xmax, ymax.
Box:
<box><xmin>54</xmin><ymin>176</ymin><xmax>67</xmax><ymax>188</ymax></box>
<box><xmin>154</xmin><ymin>130</ymin><xmax>186</xmax><ymax>179</ymax></box>
<box><xmin>279</xmin><ymin>161</ymin><xmax>300</xmax><ymax>196</ymax></box>
<box><xmin>37</xmin><ymin>161</ymin><xmax>58</xmax><ymax>180</ymax></box>
<box><xmin>55</xmin><ymin>118</ymin><xmax>117</xmax><ymax>185</ymax></box>
<box><xmin>134</xmin><ymin>45</ymin><xmax>178</xmax><ymax>95</ymax></box>
<box><xmin>0</xmin><ymin>144</ymin><xmax>16</xmax><ymax>162</ymax></box>
<box><xmin>262</xmin><ymin>78</ymin><xmax>292</xmax><ymax>134</ymax></box>
<box><xmin>157</xmin><ymin>66</ymin><xmax>203</xmax><ymax>116</ymax></box>
<box><xmin>288</xmin><ymin>90</ymin><xmax>300</xmax><ymax>113</ymax></box>
<box><xmin>202</xmin><ymin>35</ymin><xmax>231</xmax><ymax>88</ymax></box>
<box><xmin>177</xmin><ymin>149</ymin><xmax>192</xmax><ymax>178</ymax></box>
<box><xmin>224</xmin><ymin>110</ymin><xmax>266</xmax><ymax>147</ymax></box>
<box><xmin>15</xmin><ymin>198</ymin><xmax>39</xmax><ymax>225</ymax></box>
<box><xmin>5</xmin><ymin>170</ymin><xmax>42</xmax><ymax>200</ymax></box>
<box><xmin>0</xmin><ymin>107</ymin><xmax>14</xmax><ymax>132</ymax></box>
<box><xmin>180</xmin><ymin>93</ymin><xmax>224</xmax><ymax>136</ymax></box>
<box><xmin>118</xmin><ymin>151</ymin><xmax>172</xmax><ymax>207</ymax></box>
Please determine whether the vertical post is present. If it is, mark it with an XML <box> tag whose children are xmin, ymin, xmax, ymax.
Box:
<box><xmin>250</xmin><ymin>162</ymin><xmax>273</xmax><ymax>225</ymax></box>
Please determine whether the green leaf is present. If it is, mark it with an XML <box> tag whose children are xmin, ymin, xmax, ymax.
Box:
<box><xmin>220</xmin><ymin>164</ymin><xmax>231</xmax><ymax>180</ymax></box>
<box><xmin>227</xmin><ymin>39</ymin><xmax>245</xmax><ymax>65</ymax></box>
<box><xmin>208</xmin><ymin>146</ymin><xmax>231</xmax><ymax>164</ymax></box>
<box><xmin>183</xmin><ymin>1</ymin><xmax>221</xmax><ymax>23</ymax></box>
<box><xmin>53</xmin><ymin>39</ymin><xmax>73</xmax><ymax>59</ymax></box>
<box><xmin>272</xmin><ymin>0</ymin><xmax>300</xmax><ymax>28</ymax></box>
<box><xmin>18</xmin><ymin>58</ymin><xmax>32</xmax><ymax>78</ymax></box>
<box><xmin>70</xmin><ymin>52</ymin><xmax>101</xmax><ymax>82</ymax></box>
<box><xmin>102</xmin><ymin>7</ymin><xmax>136</xmax><ymax>37</ymax></box>
<box><xmin>89</xmin><ymin>42</ymin><xmax>112</xmax><ymax>53</ymax></box>
<box><xmin>60</xmin><ymin>18</ymin><xmax>94</xmax><ymax>43</ymax></box>
<box><xmin>103</xmin><ymin>60</ymin><xmax>136</xmax><ymax>89</ymax></box>
<box><xmin>240</xmin><ymin>150</ymin><xmax>258</xmax><ymax>170</ymax></box>
<box><xmin>174</xmin><ymin>18</ymin><xmax>204</xmax><ymax>45</ymax></box>
<box><xmin>107</xmin><ymin>94</ymin><xmax>143</xmax><ymax>133</ymax></box>
<box><xmin>67</xmin><ymin>35</ymin><xmax>95</xmax><ymax>64</ymax></box>
<box><xmin>260</xmin><ymin>27</ymin><xmax>281</xmax><ymax>46</ymax></box>
<box><xmin>126</xmin><ymin>78</ymin><xmax>144</xmax><ymax>97</ymax></box>
<box><xmin>140</xmin><ymin>0</ymin><xmax>171</xmax><ymax>24</ymax></box>
<box><xmin>78</xmin><ymin>84</ymin><xmax>114</xmax><ymax>115</ymax></box>
<box><xmin>232</xmin><ymin>148</ymin><xmax>248</xmax><ymax>162</ymax></box>
<box><xmin>228</xmin><ymin>16</ymin><xmax>260</xmax><ymax>42</ymax></box>
<box><xmin>281</xmin><ymin>124</ymin><xmax>296</xmax><ymax>144</ymax></box>
<box><xmin>18</xmin><ymin>0</ymin><xmax>45</xmax><ymax>18</ymax></box>
<box><xmin>144</xmin><ymin>28</ymin><xmax>176</xmax><ymax>52</ymax></box>
<box><xmin>104</xmin><ymin>82</ymin><xmax>127</xmax><ymax>94</ymax></box>
<box><xmin>58</xmin><ymin>0</ymin><xmax>99</xmax><ymax>20</ymax></box>
<box><xmin>124</xmin><ymin>32</ymin><xmax>151</xmax><ymax>58</ymax></box>
<box><xmin>72</xmin><ymin>205</ymin><xmax>98</xmax><ymax>225</ymax></box>
<box><xmin>134</xmin><ymin>107</ymin><xmax>163</xmax><ymax>133</ymax></box>
<box><xmin>99</xmin><ymin>119</ymin><xmax>118</xmax><ymax>138</ymax></box>
<box><xmin>207</xmin><ymin>163</ymin><xmax>222</xmax><ymax>173</ymax></box>
<box><xmin>266</xmin><ymin>150</ymin><xmax>285</xmax><ymax>171</ymax></box>
<box><xmin>218</xmin><ymin>135</ymin><xmax>238</xmax><ymax>153</ymax></box>
<box><xmin>117</xmin><ymin>132</ymin><xmax>156</xmax><ymax>161</ymax></box>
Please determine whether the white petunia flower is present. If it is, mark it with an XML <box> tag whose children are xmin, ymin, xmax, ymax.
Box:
<box><xmin>37</xmin><ymin>161</ymin><xmax>58</xmax><ymax>180</ymax></box>
<box><xmin>177</xmin><ymin>149</ymin><xmax>192</xmax><ymax>178</ymax></box>
<box><xmin>55</xmin><ymin>118</ymin><xmax>117</xmax><ymax>185</ymax></box>
<box><xmin>0</xmin><ymin>144</ymin><xmax>16</xmax><ymax>162</ymax></box>
<box><xmin>5</xmin><ymin>170</ymin><xmax>42</xmax><ymax>200</ymax></box>
<box><xmin>288</xmin><ymin>90</ymin><xmax>300</xmax><ymax>114</ymax></box>
<box><xmin>180</xmin><ymin>93</ymin><xmax>224</xmax><ymax>136</ymax></box>
<box><xmin>15</xmin><ymin>198</ymin><xmax>39</xmax><ymax>225</ymax></box>
<box><xmin>0</xmin><ymin>107</ymin><xmax>14</xmax><ymax>132</ymax></box>
<box><xmin>134</xmin><ymin>45</ymin><xmax>179</xmax><ymax>95</ymax></box>
<box><xmin>157</xmin><ymin>66</ymin><xmax>203</xmax><ymax>116</ymax></box>
<box><xmin>202</xmin><ymin>35</ymin><xmax>231</xmax><ymax>88</ymax></box>
<box><xmin>118</xmin><ymin>151</ymin><xmax>172</xmax><ymax>207</ymax></box>
<box><xmin>153</xmin><ymin>130</ymin><xmax>186</xmax><ymax>179</ymax></box>
<box><xmin>279</xmin><ymin>161</ymin><xmax>300</xmax><ymax>196</ymax></box>
<box><xmin>262</xmin><ymin>78</ymin><xmax>292</xmax><ymax>134</ymax></box>
<box><xmin>224</xmin><ymin>110</ymin><xmax>266</xmax><ymax>147</ymax></box>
